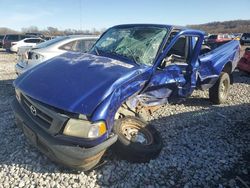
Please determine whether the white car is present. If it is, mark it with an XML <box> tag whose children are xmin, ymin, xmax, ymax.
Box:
<box><xmin>10</xmin><ymin>38</ymin><xmax>45</xmax><ymax>52</ymax></box>
<box><xmin>15</xmin><ymin>35</ymin><xmax>99</xmax><ymax>75</ymax></box>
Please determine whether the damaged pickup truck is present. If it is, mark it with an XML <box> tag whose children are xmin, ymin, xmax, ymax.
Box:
<box><xmin>12</xmin><ymin>24</ymin><xmax>240</xmax><ymax>171</ymax></box>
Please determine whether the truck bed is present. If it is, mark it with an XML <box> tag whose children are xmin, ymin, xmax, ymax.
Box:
<box><xmin>198</xmin><ymin>40</ymin><xmax>240</xmax><ymax>82</ymax></box>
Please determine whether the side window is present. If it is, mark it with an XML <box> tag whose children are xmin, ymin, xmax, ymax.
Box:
<box><xmin>38</xmin><ymin>39</ymin><xmax>45</xmax><ymax>43</ymax></box>
<box><xmin>8</xmin><ymin>35</ymin><xmax>19</xmax><ymax>40</ymax></box>
<box><xmin>21</xmin><ymin>35</ymin><xmax>26</xmax><ymax>40</ymax></box>
<box><xmin>24</xmin><ymin>39</ymin><xmax>37</xmax><ymax>43</ymax></box>
<box><xmin>59</xmin><ymin>41</ymin><xmax>77</xmax><ymax>51</ymax></box>
<box><xmin>191</xmin><ymin>37</ymin><xmax>198</xmax><ymax>49</ymax></box>
<box><xmin>159</xmin><ymin>34</ymin><xmax>189</xmax><ymax>69</ymax></box>
<box><xmin>75</xmin><ymin>40</ymin><xmax>96</xmax><ymax>52</ymax></box>
<box><xmin>28</xmin><ymin>39</ymin><xmax>42</xmax><ymax>43</ymax></box>
<box><xmin>167</xmin><ymin>36</ymin><xmax>188</xmax><ymax>58</ymax></box>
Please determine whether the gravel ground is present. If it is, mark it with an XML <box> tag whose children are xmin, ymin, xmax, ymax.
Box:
<box><xmin>0</xmin><ymin>47</ymin><xmax>250</xmax><ymax>188</ymax></box>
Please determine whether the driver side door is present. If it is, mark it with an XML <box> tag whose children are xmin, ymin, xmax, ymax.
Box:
<box><xmin>142</xmin><ymin>31</ymin><xmax>203</xmax><ymax>104</ymax></box>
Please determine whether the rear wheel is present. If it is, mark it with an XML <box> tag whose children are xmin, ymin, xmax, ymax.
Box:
<box><xmin>209</xmin><ymin>72</ymin><xmax>230</xmax><ymax>104</ymax></box>
<box><xmin>112</xmin><ymin>116</ymin><xmax>162</xmax><ymax>163</ymax></box>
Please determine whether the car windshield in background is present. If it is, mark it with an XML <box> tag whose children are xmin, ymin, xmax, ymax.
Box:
<box><xmin>242</xmin><ymin>33</ymin><xmax>250</xmax><ymax>37</ymax></box>
<box><xmin>92</xmin><ymin>27</ymin><xmax>168</xmax><ymax>66</ymax></box>
<box><xmin>208</xmin><ymin>35</ymin><xmax>217</xmax><ymax>39</ymax></box>
<box><xmin>35</xmin><ymin>36</ymin><xmax>69</xmax><ymax>49</ymax></box>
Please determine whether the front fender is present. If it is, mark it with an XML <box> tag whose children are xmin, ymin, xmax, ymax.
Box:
<box><xmin>91</xmin><ymin>70</ymin><xmax>151</xmax><ymax>133</ymax></box>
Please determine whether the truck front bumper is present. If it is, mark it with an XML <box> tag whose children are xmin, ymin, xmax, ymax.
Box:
<box><xmin>11</xmin><ymin>99</ymin><xmax>117</xmax><ymax>171</ymax></box>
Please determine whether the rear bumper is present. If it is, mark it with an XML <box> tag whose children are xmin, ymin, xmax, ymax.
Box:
<box><xmin>11</xmin><ymin>99</ymin><xmax>117</xmax><ymax>170</ymax></box>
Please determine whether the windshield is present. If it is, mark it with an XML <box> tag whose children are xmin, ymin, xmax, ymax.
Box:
<box><xmin>242</xmin><ymin>33</ymin><xmax>250</xmax><ymax>37</ymax></box>
<box><xmin>92</xmin><ymin>27</ymin><xmax>168</xmax><ymax>66</ymax></box>
<box><xmin>208</xmin><ymin>35</ymin><xmax>217</xmax><ymax>39</ymax></box>
<box><xmin>35</xmin><ymin>36</ymin><xmax>69</xmax><ymax>49</ymax></box>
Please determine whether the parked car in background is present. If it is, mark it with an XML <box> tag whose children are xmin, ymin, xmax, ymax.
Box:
<box><xmin>206</xmin><ymin>34</ymin><xmax>233</xmax><ymax>48</ymax></box>
<box><xmin>44</xmin><ymin>36</ymin><xmax>54</xmax><ymax>40</ymax></box>
<box><xmin>10</xmin><ymin>38</ymin><xmax>45</xmax><ymax>53</ymax></box>
<box><xmin>240</xmin><ymin>33</ymin><xmax>250</xmax><ymax>45</ymax></box>
<box><xmin>2</xmin><ymin>34</ymin><xmax>27</xmax><ymax>51</ymax></box>
<box><xmin>0</xmin><ymin>35</ymin><xmax>5</xmax><ymax>48</ymax></box>
<box><xmin>25</xmin><ymin>32</ymin><xmax>45</xmax><ymax>38</ymax></box>
<box><xmin>12</xmin><ymin>24</ymin><xmax>240</xmax><ymax>171</ymax></box>
<box><xmin>233</xmin><ymin>33</ymin><xmax>242</xmax><ymax>41</ymax></box>
<box><xmin>15</xmin><ymin>35</ymin><xmax>99</xmax><ymax>75</ymax></box>
<box><xmin>238</xmin><ymin>47</ymin><xmax>250</xmax><ymax>73</ymax></box>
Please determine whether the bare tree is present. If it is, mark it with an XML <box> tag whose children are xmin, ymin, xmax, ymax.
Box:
<box><xmin>21</xmin><ymin>26</ymin><xmax>39</xmax><ymax>33</ymax></box>
<box><xmin>0</xmin><ymin>27</ymin><xmax>19</xmax><ymax>35</ymax></box>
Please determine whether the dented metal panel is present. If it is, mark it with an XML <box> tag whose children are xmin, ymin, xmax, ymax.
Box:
<box><xmin>14</xmin><ymin>24</ymin><xmax>241</xmax><ymax>134</ymax></box>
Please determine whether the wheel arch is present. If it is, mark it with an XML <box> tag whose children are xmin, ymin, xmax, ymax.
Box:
<box><xmin>222</xmin><ymin>61</ymin><xmax>233</xmax><ymax>84</ymax></box>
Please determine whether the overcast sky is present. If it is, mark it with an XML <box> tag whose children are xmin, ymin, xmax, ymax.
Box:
<box><xmin>0</xmin><ymin>0</ymin><xmax>250</xmax><ymax>31</ymax></box>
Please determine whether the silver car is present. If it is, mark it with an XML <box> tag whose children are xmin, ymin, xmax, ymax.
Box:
<box><xmin>15</xmin><ymin>35</ymin><xmax>99</xmax><ymax>75</ymax></box>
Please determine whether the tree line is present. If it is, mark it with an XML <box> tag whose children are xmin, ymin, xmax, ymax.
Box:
<box><xmin>0</xmin><ymin>26</ymin><xmax>106</xmax><ymax>36</ymax></box>
<box><xmin>188</xmin><ymin>20</ymin><xmax>250</xmax><ymax>34</ymax></box>
<box><xmin>1</xmin><ymin>20</ymin><xmax>250</xmax><ymax>36</ymax></box>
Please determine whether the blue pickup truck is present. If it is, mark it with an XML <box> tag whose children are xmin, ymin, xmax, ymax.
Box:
<box><xmin>12</xmin><ymin>24</ymin><xmax>240</xmax><ymax>171</ymax></box>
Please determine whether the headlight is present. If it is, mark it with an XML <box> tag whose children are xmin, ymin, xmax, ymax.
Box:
<box><xmin>63</xmin><ymin>119</ymin><xmax>107</xmax><ymax>139</ymax></box>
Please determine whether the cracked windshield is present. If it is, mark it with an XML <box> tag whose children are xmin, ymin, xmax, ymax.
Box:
<box><xmin>93</xmin><ymin>27</ymin><xmax>168</xmax><ymax>65</ymax></box>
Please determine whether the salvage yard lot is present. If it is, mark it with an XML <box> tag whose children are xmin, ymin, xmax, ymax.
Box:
<box><xmin>0</xmin><ymin>48</ymin><xmax>249</xmax><ymax>187</ymax></box>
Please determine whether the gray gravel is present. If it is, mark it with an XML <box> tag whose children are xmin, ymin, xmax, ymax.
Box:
<box><xmin>0</xmin><ymin>48</ymin><xmax>250</xmax><ymax>187</ymax></box>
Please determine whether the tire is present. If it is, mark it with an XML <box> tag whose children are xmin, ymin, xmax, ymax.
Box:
<box><xmin>209</xmin><ymin>72</ymin><xmax>230</xmax><ymax>104</ymax></box>
<box><xmin>112</xmin><ymin>116</ymin><xmax>163</xmax><ymax>163</ymax></box>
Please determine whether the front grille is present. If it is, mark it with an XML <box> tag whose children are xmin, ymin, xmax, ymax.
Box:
<box><xmin>21</xmin><ymin>94</ymin><xmax>52</xmax><ymax>129</ymax></box>
<box><xmin>20</xmin><ymin>94</ymin><xmax>68</xmax><ymax>134</ymax></box>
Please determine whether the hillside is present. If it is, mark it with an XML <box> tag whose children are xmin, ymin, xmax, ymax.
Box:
<box><xmin>1</xmin><ymin>20</ymin><xmax>250</xmax><ymax>36</ymax></box>
<box><xmin>188</xmin><ymin>20</ymin><xmax>250</xmax><ymax>34</ymax></box>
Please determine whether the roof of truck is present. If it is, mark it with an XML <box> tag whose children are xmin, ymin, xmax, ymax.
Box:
<box><xmin>111</xmin><ymin>24</ymin><xmax>190</xmax><ymax>31</ymax></box>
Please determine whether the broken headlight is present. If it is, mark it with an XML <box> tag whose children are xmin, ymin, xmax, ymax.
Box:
<box><xmin>63</xmin><ymin>119</ymin><xmax>107</xmax><ymax>139</ymax></box>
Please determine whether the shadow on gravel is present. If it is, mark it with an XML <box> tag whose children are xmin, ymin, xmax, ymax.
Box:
<box><xmin>0</xmin><ymin>79</ymin><xmax>15</xmax><ymax>114</ymax></box>
<box><xmin>0</xmin><ymin>79</ymin><xmax>15</xmax><ymax>95</ymax></box>
<box><xmin>180</xmin><ymin>70</ymin><xmax>250</xmax><ymax>107</ymax></box>
<box><xmin>233</xmin><ymin>70</ymin><xmax>250</xmax><ymax>84</ymax></box>
<box><xmin>1</xmin><ymin>103</ymin><xmax>249</xmax><ymax>187</ymax></box>
<box><xmin>180</xmin><ymin>97</ymin><xmax>212</xmax><ymax>107</ymax></box>
<box><xmin>95</xmin><ymin>103</ymin><xmax>250</xmax><ymax>187</ymax></box>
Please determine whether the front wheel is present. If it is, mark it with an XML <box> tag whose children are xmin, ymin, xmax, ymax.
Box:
<box><xmin>209</xmin><ymin>72</ymin><xmax>231</xmax><ymax>104</ymax></box>
<box><xmin>112</xmin><ymin>116</ymin><xmax>163</xmax><ymax>163</ymax></box>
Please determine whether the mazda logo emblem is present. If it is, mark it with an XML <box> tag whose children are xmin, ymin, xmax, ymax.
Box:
<box><xmin>30</xmin><ymin>105</ymin><xmax>37</xmax><ymax>116</ymax></box>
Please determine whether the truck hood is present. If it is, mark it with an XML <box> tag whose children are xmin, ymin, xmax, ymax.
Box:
<box><xmin>14</xmin><ymin>52</ymin><xmax>141</xmax><ymax>115</ymax></box>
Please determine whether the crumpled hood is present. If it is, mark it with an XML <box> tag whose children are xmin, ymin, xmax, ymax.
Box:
<box><xmin>14</xmin><ymin>52</ymin><xmax>140</xmax><ymax>115</ymax></box>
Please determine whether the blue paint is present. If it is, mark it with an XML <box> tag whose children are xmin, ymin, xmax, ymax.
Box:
<box><xmin>14</xmin><ymin>24</ymin><xmax>240</xmax><ymax>147</ymax></box>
